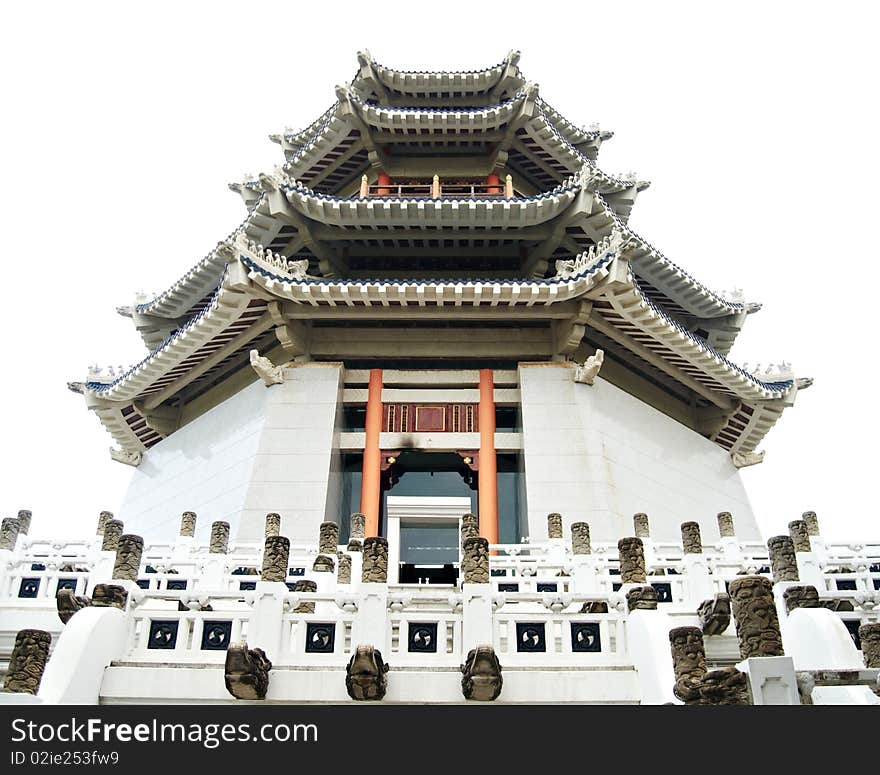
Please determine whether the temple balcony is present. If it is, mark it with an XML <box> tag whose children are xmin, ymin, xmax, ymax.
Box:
<box><xmin>359</xmin><ymin>174</ymin><xmax>522</xmax><ymax>200</ymax></box>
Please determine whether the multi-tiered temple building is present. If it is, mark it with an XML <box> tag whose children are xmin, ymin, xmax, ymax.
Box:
<box><xmin>1</xmin><ymin>51</ymin><xmax>878</xmax><ymax>705</ymax></box>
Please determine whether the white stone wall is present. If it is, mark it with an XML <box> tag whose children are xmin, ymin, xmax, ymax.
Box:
<box><xmin>518</xmin><ymin>362</ymin><xmax>762</xmax><ymax>543</ymax></box>
<box><xmin>118</xmin><ymin>363</ymin><xmax>344</xmax><ymax>545</ymax></box>
<box><xmin>238</xmin><ymin>362</ymin><xmax>343</xmax><ymax>544</ymax></box>
<box><xmin>119</xmin><ymin>380</ymin><xmax>269</xmax><ymax>541</ymax></box>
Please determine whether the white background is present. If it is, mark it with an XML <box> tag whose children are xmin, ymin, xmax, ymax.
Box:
<box><xmin>0</xmin><ymin>1</ymin><xmax>876</xmax><ymax>541</ymax></box>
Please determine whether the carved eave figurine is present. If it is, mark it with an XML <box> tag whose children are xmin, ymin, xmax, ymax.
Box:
<box><xmin>573</xmin><ymin>349</ymin><xmax>604</xmax><ymax>385</ymax></box>
<box><xmin>731</xmin><ymin>450</ymin><xmax>765</xmax><ymax>469</ymax></box>
<box><xmin>249</xmin><ymin>349</ymin><xmax>285</xmax><ymax>386</ymax></box>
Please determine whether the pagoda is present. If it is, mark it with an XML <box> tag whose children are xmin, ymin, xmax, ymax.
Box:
<box><xmin>4</xmin><ymin>51</ymin><xmax>876</xmax><ymax>708</ymax></box>
<box><xmin>69</xmin><ymin>49</ymin><xmax>806</xmax><ymax>551</ymax></box>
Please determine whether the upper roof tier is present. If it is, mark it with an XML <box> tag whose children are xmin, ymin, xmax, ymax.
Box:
<box><xmin>352</xmin><ymin>49</ymin><xmax>525</xmax><ymax>107</ymax></box>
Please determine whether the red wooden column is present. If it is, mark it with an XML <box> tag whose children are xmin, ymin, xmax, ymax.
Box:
<box><xmin>377</xmin><ymin>171</ymin><xmax>391</xmax><ymax>196</ymax></box>
<box><xmin>361</xmin><ymin>369</ymin><xmax>384</xmax><ymax>537</ymax></box>
<box><xmin>485</xmin><ymin>173</ymin><xmax>501</xmax><ymax>195</ymax></box>
<box><xmin>478</xmin><ymin>369</ymin><xmax>499</xmax><ymax>545</ymax></box>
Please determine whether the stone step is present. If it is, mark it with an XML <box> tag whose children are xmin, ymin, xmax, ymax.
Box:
<box><xmin>99</xmin><ymin>662</ymin><xmax>640</xmax><ymax>704</ymax></box>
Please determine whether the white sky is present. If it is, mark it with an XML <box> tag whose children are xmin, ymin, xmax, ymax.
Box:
<box><xmin>1</xmin><ymin>1</ymin><xmax>877</xmax><ymax>542</ymax></box>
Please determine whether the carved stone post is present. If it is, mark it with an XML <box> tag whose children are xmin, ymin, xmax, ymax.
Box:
<box><xmin>338</xmin><ymin>553</ymin><xmax>352</xmax><ymax>585</ymax></box>
<box><xmin>633</xmin><ymin>513</ymin><xmax>650</xmax><ymax>538</ymax></box>
<box><xmin>96</xmin><ymin>510</ymin><xmax>114</xmax><ymax>536</ymax></box>
<box><xmin>101</xmin><ymin>520</ymin><xmax>124</xmax><ymax>552</ymax></box>
<box><xmin>112</xmin><ymin>534</ymin><xmax>144</xmax><ymax>582</ymax></box>
<box><xmin>669</xmin><ymin>626</ymin><xmax>707</xmax><ymax>705</ymax></box>
<box><xmin>697</xmin><ymin>594</ymin><xmax>731</xmax><ymax>635</ymax></box>
<box><xmin>547</xmin><ymin>512</ymin><xmax>563</xmax><ymax>539</ymax></box>
<box><xmin>350</xmin><ymin>512</ymin><xmax>366</xmax><ymax>542</ymax></box>
<box><xmin>699</xmin><ymin>667</ymin><xmax>750</xmax><ymax>705</ymax></box>
<box><xmin>728</xmin><ymin>575</ymin><xmax>784</xmax><ymax>659</ymax></box>
<box><xmin>859</xmin><ymin>623</ymin><xmax>880</xmax><ymax>668</ymax></box>
<box><xmin>348</xmin><ymin>512</ymin><xmax>365</xmax><ymax>551</ymax></box>
<box><xmin>461</xmin><ymin>513</ymin><xmax>479</xmax><ymax>543</ymax></box>
<box><xmin>92</xmin><ymin>584</ymin><xmax>129</xmax><ymax>609</ymax></box>
<box><xmin>2</xmin><ymin>629</ymin><xmax>52</xmax><ymax>694</ymax></box>
<box><xmin>782</xmin><ymin>585</ymin><xmax>820</xmax><ymax>614</ymax></box>
<box><xmin>293</xmin><ymin>579</ymin><xmax>317</xmax><ymax>613</ymax></box>
<box><xmin>681</xmin><ymin>522</ymin><xmax>702</xmax><ymax>554</ymax></box>
<box><xmin>462</xmin><ymin>537</ymin><xmax>490</xmax><ymax>584</ymax></box>
<box><xmin>312</xmin><ymin>554</ymin><xmax>335</xmax><ymax>574</ymax></box>
<box><xmin>767</xmin><ymin>535</ymin><xmax>799</xmax><ymax>582</ymax></box>
<box><xmin>179</xmin><ymin>511</ymin><xmax>197</xmax><ymax>537</ymax></box>
<box><xmin>210</xmin><ymin>521</ymin><xmax>230</xmax><ymax>554</ymax></box>
<box><xmin>571</xmin><ymin>522</ymin><xmax>591</xmax><ymax>555</ymax></box>
<box><xmin>0</xmin><ymin>518</ymin><xmax>20</xmax><ymax>551</ymax></box>
<box><xmin>319</xmin><ymin>521</ymin><xmax>339</xmax><ymax>555</ymax></box>
<box><xmin>618</xmin><ymin>537</ymin><xmax>647</xmax><ymax>584</ymax></box>
<box><xmin>17</xmin><ymin>510</ymin><xmax>32</xmax><ymax>536</ymax></box>
<box><xmin>802</xmin><ymin>511</ymin><xmax>820</xmax><ymax>536</ymax></box>
<box><xmin>717</xmin><ymin>511</ymin><xmax>735</xmax><ymax>538</ymax></box>
<box><xmin>626</xmin><ymin>585</ymin><xmax>658</xmax><ymax>611</ymax></box>
<box><xmin>265</xmin><ymin>513</ymin><xmax>281</xmax><ymax>538</ymax></box>
<box><xmin>261</xmin><ymin>536</ymin><xmax>290</xmax><ymax>582</ymax></box>
<box><xmin>362</xmin><ymin>536</ymin><xmax>388</xmax><ymax>583</ymax></box>
<box><xmin>788</xmin><ymin>520</ymin><xmax>811</xmax><ymax>553</ymax></box>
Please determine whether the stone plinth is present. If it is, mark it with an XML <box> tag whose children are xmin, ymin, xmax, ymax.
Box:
<box><xmin>3</xmin><ymin>629</ymin><xmax>51</xmax><ymax>694</ymax></box>
<box><xmin>265</xmin><ymin>513</ymin><xmax>281</xmax><ymax>538</ymax></box>
<box><xmin>768</xmin><ymin>535</ymin><xmax>799</xmax><ymax>582</ymax></box>
<box><xmin>681</xmin><ymin>521</ymin><xmax>702</xmax><ymax>554</ymax></box>
<box><xmin>717</xmin><ymin>511</ymin><xmax>735</xmax><ymax>538</ymax></box>
<box><xmin>210</xmin><ymin>522</ymin><xmax>230</xmax><ymax>554</ymax></box>
<box><xmin>362</xmin><ymin>537</ymin><xmax>388</xmax><ymax>584</ymax></box>
<box><xmin>788</xmin><ymin>520</ymin><xmax>811</xmax><ymax>553</ymax></box>
<box><xmin>101</xmin><ymin>520</ymin><xmax>124</xmax><ymax>552</ymax></box>
<box><xmin>729</xmin><ymin>575</ymin><xmax>784</xmax><ymax>659</ymax></box>
<box><xmin>462</xmin><ymin>537</ymin><xmax>490</xmax><ymax>584</ymax></box>
<box><xmin>179</xmin><ymin>511</ymin><xmax>197</xmax><ymax>537</ymax></box>
<box><xmin>112</xmin><ymin>534</ymin><xmax>143</xmax><ymax>582</ymax></box>
<box><xmin>571</xmin><ymin>522</ymin><xmax>591</xmax><ymax>554</ymax></box>
<box><xmin>319</xmin><ymin>521</ymin><xmax>339</xmax><ymax>555</ymax></box>
<box><xmin>261</xmin><ymin>536</ymin><xmax>290</xmax><ymax>582</ymax></box>
<box><xmin>618</xmin><ymin>537</ymin><xmax>647</xmax><ymax>584</ymax></box>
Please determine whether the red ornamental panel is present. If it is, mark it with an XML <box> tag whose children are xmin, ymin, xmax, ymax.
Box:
<box><xmin>383</xmin><ymin>403</ymin><xmax>479</xmax><ymax>433</ymax></box>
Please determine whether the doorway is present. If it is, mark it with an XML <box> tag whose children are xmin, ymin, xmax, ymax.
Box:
<box><xmin>386</xmin><ymin>496</ymin><xmax>471</xmax><ymax>585</ymax></box>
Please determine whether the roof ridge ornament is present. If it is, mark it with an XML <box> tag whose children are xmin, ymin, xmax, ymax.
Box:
<box><xmin>554</xmin><ymin>228</ymin><xmax>631</xmax><ymax>280</ymax></box>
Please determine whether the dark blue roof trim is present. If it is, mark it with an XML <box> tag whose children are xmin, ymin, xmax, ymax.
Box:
<box><xmin>240</xmin><ymin>250</ymin><xmax>615</xmax><ymax>289</ymax></box>
<box><xmin>89</xmin><ymin>274</ymin><xmax>227</xmax><ymax>392</ymax></box>
<box><xmin>631</xmin><ymin>278</ymin><xmax>791</xmax><ymax>394</ymax></box>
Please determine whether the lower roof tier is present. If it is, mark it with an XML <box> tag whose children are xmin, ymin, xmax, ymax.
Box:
<box><xmin>73</xmin><ymin>235</ymin><xmax>807</xmax><ymax>467</ymax></box>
